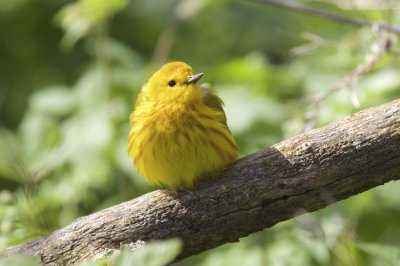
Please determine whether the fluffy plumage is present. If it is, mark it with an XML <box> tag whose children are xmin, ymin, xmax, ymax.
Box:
<box><xmin>128</xmin><ymin>62</ymin><xmax>238</xmax><ymax>188</ymax></box>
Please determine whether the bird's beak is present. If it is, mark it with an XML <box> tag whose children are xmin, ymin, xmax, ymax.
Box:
<box><xmin>184</xmin><ymin>73</ymin><xmax>204</xmax><ymax>84</ymax></box>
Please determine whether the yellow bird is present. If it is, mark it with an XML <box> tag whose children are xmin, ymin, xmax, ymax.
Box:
<box><xmin>128</xmin><ymin>62</ymin><xmax>238</xmax><ymax>188</ymax></box>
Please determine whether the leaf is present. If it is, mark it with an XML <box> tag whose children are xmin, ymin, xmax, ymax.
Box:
<box><xmin>0</xmin><ymin>255</ymin><xmax>41</xmax><ymax>266</ymax></box>
<box><xmin>115</xmin><ymin>239</ymin><xmax>182</xmax><ymax>266</ymax></box>
<box><xmin>30</xmin><ymin>86</ymin><xmax>75</xmax><ymax>116</ymax></box>
<box><xmin>57</xmin><ymin>0</ymin><xmax>127</xmax><ymax>49</ymax></box>
<box><xmin>218</xmin><ymin>85</ymin><xmax>287</xmax><ymax>134</ymax></box>
<box><xmin>357</xmin><ymin>242</ymin><xmax>400</xmax><ymax>266</ymax></box>
<box><xmin>0</xmin><ymin>129</ymin><xmax>25</xmax><ymax>181</ymax></box>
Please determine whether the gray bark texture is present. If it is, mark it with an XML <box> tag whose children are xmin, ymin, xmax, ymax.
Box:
<box><xmin>4</xmin><ymin>99</ymin><xmax>400</xmax><ymax>265</ymax></box>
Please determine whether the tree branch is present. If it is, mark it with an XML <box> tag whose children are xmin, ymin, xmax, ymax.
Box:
<box><xmin>251</xmin><ymin>0</ymin><xmax>400</xmax><ymax>34</ymax></box>
<box><xmin>4</xmin><ymin>99</ymin><xmax>400</xmax><ymax>265</ymax></box>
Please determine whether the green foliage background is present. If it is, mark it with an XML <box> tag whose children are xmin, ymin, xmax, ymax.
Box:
<box><xmin>1</xmin><ymin>0</ymin><xmax>400</xmax><ymax>265</ymax></box>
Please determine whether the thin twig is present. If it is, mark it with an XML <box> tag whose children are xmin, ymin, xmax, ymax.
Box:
<box><xmin>251</xmin><ymin>0</ymin><xmax>400</xmax><ymax>34</ymax></box>
<box><xmin>302</xmin><ymin>34</ymin><xmax>394</xmax><ymax>131</ymax></box>
<box><xmin>306</xmin><ymin>35</ymin><xmax>393</xmax><ymax>104</ymax></box>
<box><xmin>290</xmin><ymin>32</ymin><xmax>337</xmax><ymax>57</ymax></box>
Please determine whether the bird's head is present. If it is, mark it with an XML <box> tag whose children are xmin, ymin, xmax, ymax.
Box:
<box><xmin>145</xmin><ymin>62</ymin><xmax>204</xmax><ymax>103</ymax></box>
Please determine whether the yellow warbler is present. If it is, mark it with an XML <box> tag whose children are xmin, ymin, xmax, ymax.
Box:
<box><xmin>128</xmin><ymin>62</ymin><xmax>238</xmax><ymax>188</ymax></box>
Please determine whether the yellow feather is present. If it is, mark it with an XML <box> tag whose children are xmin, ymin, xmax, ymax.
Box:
<box><xmin>128</xmin><ymin>62</ymin><xmax>238</xmax><ymax>188</ymax></box>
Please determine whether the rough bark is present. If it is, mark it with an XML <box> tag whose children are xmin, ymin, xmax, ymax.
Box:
<box><xmin>4</xmin><ymin>99</ymin><xmax>400</xmax><ymax>265</ymax></box>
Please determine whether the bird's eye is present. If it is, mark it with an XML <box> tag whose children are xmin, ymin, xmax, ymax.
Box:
<box><xmin>168</xmin><ymin>80</ymin><xmax>176</xmax><ymax>87</ymax></box>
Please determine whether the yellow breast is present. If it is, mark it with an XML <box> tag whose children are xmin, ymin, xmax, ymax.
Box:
<box><xmin>128</xmin><ymin>102</ymin><xmax>238</xmax><ymax>188</ymax></box>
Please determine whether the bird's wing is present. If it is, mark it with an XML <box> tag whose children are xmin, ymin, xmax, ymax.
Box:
<box><xmin>200</xmin><ymin>83</ymin><xmax>228</xmax><ymax>126</ymax></box>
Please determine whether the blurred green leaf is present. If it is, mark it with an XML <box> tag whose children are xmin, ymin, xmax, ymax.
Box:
<box><xmin>357</xmin><ymin>242</ymin><xmax>400</xmax><ymax>266</ymax></box>
<box><xmin>57</xmin><ymin>0</ymin><xmax>127</xmax><ymax>48</ymax></box>
<box><xmin>115</xmin><ymin>239</ymin><xmax>182</xmax><ymax>266</ymax></box>
<box><xmin>0</xmin><ymin>130</ymin><xmax>21</xmax><ymax>181</ymax></box>
<box><xmin>30</xmin><ymin>86</ymin><xmax>76</xmax><ymax>116</ymax></box>
<box><xmin>0</xmin><ymin>255</ymin><xmax>41</xmax><ymax>266</ymax></box>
